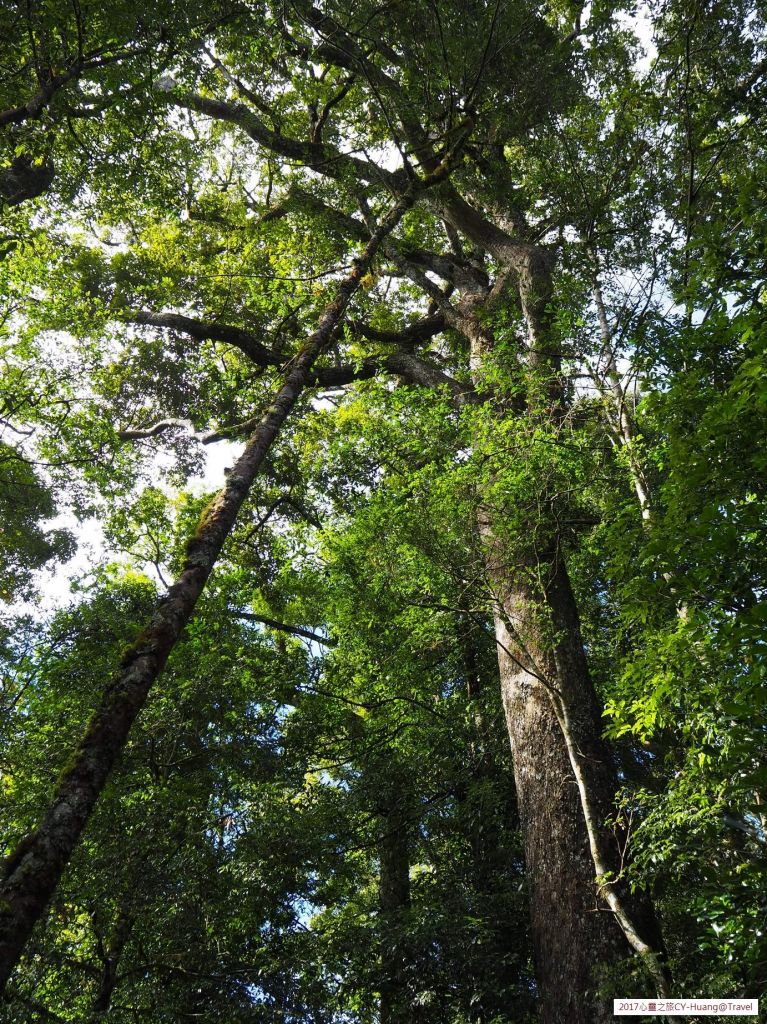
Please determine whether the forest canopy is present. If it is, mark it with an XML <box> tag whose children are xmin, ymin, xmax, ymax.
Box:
<box><xmin>0</xmin><ymin>1</ymin><xmax>766</xmax><ymax>1021</ymax></box>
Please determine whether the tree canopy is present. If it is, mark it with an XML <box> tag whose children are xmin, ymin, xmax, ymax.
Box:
<box><xmin>1</xmin><ymin>1</ymin><xmax>766</xmax><ymax>1021</ymax></box>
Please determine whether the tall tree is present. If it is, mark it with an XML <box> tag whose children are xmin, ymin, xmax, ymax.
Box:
<box><xmin>1</xmin><ymin>0</ymin><xmax>766</xmax><ymax>1019</ymax></box>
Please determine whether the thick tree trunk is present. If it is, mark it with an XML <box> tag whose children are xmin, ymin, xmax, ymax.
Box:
<box><xmin>485</xmin><ymin>540</ymin><xmax>663</xmax><ymax>1023</ymax></box>
<box><xmin>437</xmin><ymin>203</ymin><xmax>669</xmax><ymax>1017</ymax></box>
<box><xmin>0</xmin><ymin>183</ymin><xmax>423</xmax><ymax>992</ymax></box>
<box><xmin>459</xmin><ymin>624</ymin><xmax>534</xmax><ymax>1024</ymax></box>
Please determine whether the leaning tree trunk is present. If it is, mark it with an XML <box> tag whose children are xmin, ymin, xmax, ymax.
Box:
<box><xmin>0</xmin><ymin>177</ymin><xmax>432</xmax><ymax>992</ymax></box>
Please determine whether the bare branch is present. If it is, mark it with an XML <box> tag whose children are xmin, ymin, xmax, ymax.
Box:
<box><xmin>230</xmin><ymin>610</ymin><xmax>336</xmax><ymax>646</ymax></box>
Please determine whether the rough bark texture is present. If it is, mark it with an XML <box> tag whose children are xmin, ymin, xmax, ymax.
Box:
<box><xmin>447</xmin><ymin>211</ymin><xmax>667</xmax><ymax>1018</ymax></box>
<box><xmin>484</xmin><ymin>540</ymin><xmax>664</xmax><ymax>1023</ymax></box>
<box><xmin>0</xmin><ymin>180</ymin><xmax>425</xmax><ymax>992</ymax></box>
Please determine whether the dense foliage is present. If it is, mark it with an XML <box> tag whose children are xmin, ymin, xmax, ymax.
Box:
<box><xmin>1</xmin><ymin>0</ymin><xmax>765</xmax><ymax>1020</ymax></box>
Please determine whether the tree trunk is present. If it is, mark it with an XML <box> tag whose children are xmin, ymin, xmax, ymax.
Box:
<box><xmin>92</xmin><ymin>901</ymin><xmax>134</xmax><ymax>1017</ymax></box>
<box><xmin>0</xmin><ymin>182</ymin><xmax>424</xmax><ymax>992</ymax></box>
<box><xmin>445</xmin><ymin>217</ymin><xmax>668</xmax><ymax>1018</ymax></box>
<box><xmin>378</xmin><ymin>800</ymin><xmax>413</xmax><ymax>1024</ymax></box>
<box><xmin>459</xmin><ymin>623</ymin><xmax>533</xmax><ymax>1024</ymax></box>
<box><xmin>484</xmin><ymin>539</ymin><xmax>664</xmax><ymax>1023</ymax></box>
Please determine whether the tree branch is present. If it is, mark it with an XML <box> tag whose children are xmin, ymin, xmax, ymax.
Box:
<box><xmin>126</xmin><ymin>308</ymin><xmax>446</xmax><ymax>374</ymax></box>
<box><xmin>164</xmin><ymin>89</ymin><xmax>405</xmax><ymax>190</ymax></box>
<box><xmin>0</xmin><ymin>65</ymin><xmax>81</xmax><ymax>126</ymax></box>
<box><xmin>231</xmin><ymin>611</ymin><xmax>336</xmax><ymax>646</ymax></box>
<box><xmin>130</xmin><ymin>311</ymin><xmax>280</xmax><ymax>366</ymax></box>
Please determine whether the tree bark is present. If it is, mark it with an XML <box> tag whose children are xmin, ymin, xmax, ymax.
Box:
<box><xmin>0</xmin><ymin>179</ymin><xmax>427</xmax><ymax>992</ymax></box>
<box><xmin>449</xmin><ymin>217</ymin><xmax>668</xmax><ymax>1019</ymax></box>
<box><xmin>484</xmin><ymin>540</ymin><xmax>664</xmax><ymax>1023</ymax></box>
<box><xmin>91</xmin><ymin>901</ymin><xmax>134</xmax><ymax>1017</ymax></box>
<box><xmin>378</xmin><ymin>797</ymin><xmax>416</xmax><ymax>1024</ymax></box>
